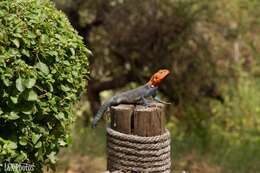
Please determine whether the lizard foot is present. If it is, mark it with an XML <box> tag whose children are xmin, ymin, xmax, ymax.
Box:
<box><xmin>154</xmin><ymin>96</ymin><xmax>171</xmax><ymax>105</ymax></box>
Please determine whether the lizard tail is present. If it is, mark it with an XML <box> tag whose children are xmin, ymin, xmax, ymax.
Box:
<box><xmin>92</xmin><ymin>100</ymin><xmax>114</xmax><ymax>128</ymax></box>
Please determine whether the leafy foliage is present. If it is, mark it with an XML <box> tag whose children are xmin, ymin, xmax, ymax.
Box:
<box><xmin>0</xmin><ymin>0</ymin><xmax>89</xmax><ymax>170</ymax></box>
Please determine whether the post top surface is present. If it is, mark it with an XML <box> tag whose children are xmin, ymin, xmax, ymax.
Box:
<box><xmin>111</xmin><ymin>104</ymin><xmax>135</xmax><ymax>110</ymax></box>
<box><xmin>111</xmin><ymin>102</ymin><xmax>164</xmax><ymax>111</ymax></box>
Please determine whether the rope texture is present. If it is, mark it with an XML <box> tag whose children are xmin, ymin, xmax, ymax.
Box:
<box><xmin>107</xmin><ymin>126</ymin><xmax>171</xmax><ymax>173</ymax></box>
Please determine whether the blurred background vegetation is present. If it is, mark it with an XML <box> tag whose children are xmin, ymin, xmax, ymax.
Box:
<box><xmin>49</xmin><ymin>0</ymin><xmax>259</xmax><ymax>172</ymax></box>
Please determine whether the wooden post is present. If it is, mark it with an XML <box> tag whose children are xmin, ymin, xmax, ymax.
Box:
<box><xmin>107</xmin><ymin>102</ymin><xmax>166</xmax><ymax>171</ymax></box>
<box><xmin>110</xmin><ymin>102</ymin><xmax>165</xmax><ymax>136</ymax></box>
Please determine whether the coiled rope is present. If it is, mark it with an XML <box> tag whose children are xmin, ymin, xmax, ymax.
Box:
<box><xmin>107</xmin><ymin>126</ymin><xmax>171</xmax><ymax>173</ymax></box>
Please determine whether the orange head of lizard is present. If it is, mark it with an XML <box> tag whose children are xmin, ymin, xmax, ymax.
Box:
<box><xmin>147</xmin><ymin>69</ymin><xmax>170</xmax><ymax>87</ymax></box>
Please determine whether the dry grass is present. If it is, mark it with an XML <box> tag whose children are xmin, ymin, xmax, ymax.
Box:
<box><xmin>172</xmin><ymin>151</ymin><xmax>222</xmax><ymax>173</ymax></box>
<box><xmin>44</xmin><ymin>154</ymin><xmax>106</xmax><ymax>173</ymax></box>
<box><xmin>44</xmin><ymin>151</ymin><xmax>222</xmax><ymax>173</ymax></box>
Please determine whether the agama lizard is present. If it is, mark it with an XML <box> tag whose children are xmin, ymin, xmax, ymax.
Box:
<box><xmin>92</xmin><ymin>69</ymin><xmax>170</xmax><ymax>128</ymax></box>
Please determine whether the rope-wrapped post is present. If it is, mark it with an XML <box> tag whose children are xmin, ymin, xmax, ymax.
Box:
<box><xmin>107</xmin><ymin>102</ymin><xmax>171</xmax><ymax>173</ymax></box>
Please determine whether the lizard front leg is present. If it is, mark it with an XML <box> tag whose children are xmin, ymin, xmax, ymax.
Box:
<box><xmin>140</xmin><ymin>96</ymin><xmax>153</xmax><ymax>107</ymax></box>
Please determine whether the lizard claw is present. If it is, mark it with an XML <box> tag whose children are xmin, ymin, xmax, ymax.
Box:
<box><xmin>154</xmin><ymin>96</ymin><xmax>171</xmax><ymax>105</ymax></box>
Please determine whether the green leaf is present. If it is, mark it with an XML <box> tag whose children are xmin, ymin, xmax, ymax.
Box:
<box><xmin>61</xmin><ymin>85</ymin><xmax>70</xmax><ymax>92</ymax></box>
<box><xmin>7</xmin><ymin>141</ymin><xmax>17</xmax><ymax>149</ymax></box>
<box><xmin>2</xmin><ymin>77</ymin><xmax>10</xmax><ymax>86</ymax></box>
<box><xmin>13</xmin><ymin>33</ymin><xmax>23</xmax><ymax>38</ymax></box>
<box><xmin>36</xmin><ymin>126</ymin><xmax>49</xmax><ymax>135</ymax></box>
<box><xmin>48</xmin><ymin>51</ymin><xmax>58</xmax><ymax>57</ymax></box>
<box><xmin>14</xmin><ymin>151</ymin><xmax>27</xmax><ymax>162</ymax></box>
<box><xmin>47</xmin><ymin>152</ymin><xmax>57</xmax><ymax>164</ymax></box>
<box><xmin>12</xmin><ymin>39</ymin><xmax>20</xmax><ymax>48</ymax></box>
<box><xmin>21</xmin><ymin>104</ymin><xmax>37</xmax><ymax>115</ymax></box>
<box><xmin>16</xmin><ymin>77</ymin><xmax>25</xmax><ymax>92</ymax></box>
<box><xmin>48</xmin><ymin>83</ymin><xmax>53</xmax><ymax>92</ymax></box>
<box><xmin>32</xmin><ymin>133</ymin><xmax>41</xmax><ymax>144</ymax></box>
<box><xmin>36</xmin><ymin>62</ymin><xmax>49</xmax><ymax>75</ymax></box>
<box><xmin>55</xmin><ymin>112</ymin><xmax>64</xmax><ymax>120</ymax></box>
<box><xmin>26</xmin><ymin>90</ymin><xmax>38</xmax><ymax>101</ymax></box>
<box><xmin>10</xmin><ymin>96</ymin><xmax>18</xmax><ymax>104</ymax></box>
<box><xmin>21</xmin><ymin>49</ymin><xmax>30</xmax><ymax>57</ymax></box>
<box><xmin>58</xmin><ymin>139</ymin><xmax>67</xmax><ymax>146</ymax></box>
<box><xmin>19</xmin><ymin>138</ymin><xmax>27</xmax><ymax>146</ymax></box>
<box><xmin>7</xmin><ymin>112</ymin><xmax>20</xmax><ymax>120</ymax></box>
<box><xmin>2</xmin><ymin>90</ymin><xmax>8</xmax><ymax>97</ymax></box>
<box><xmin>70</xmin><ymin>48</ymin><xmax>75</xmax><ymax>56</ymax></box>
<box><xmin>24</xmin><ymin>78</ymin><xmax>36</xmax><ymax>88</ymax></box>
<box><xmin>28</xmin><ymin>31</ymin><xmax>36</xmax><ymax>39</ymax></box>
<box><xmin>35</xmin><ymin>141</ymin><xmax>42</xmax><ymax>148</ymax></box>
<box><xmin>0</xmin><ymin>108</ymin><xmax>3</xmax><ymax>115</ymax></box>
<box><xmin>63</xmin><ymin>60</ymin><xmax>70</xmax><ymax>66</ymax></box>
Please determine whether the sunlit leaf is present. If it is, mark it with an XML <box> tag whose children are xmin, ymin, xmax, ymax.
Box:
<box><xmin>24</xmin><ymin>78</ymin><xmax>36</xmax><ymax>88</ymax></box>
<box><xmin>61</xmin><ymin>85</ymin><xmax>70</xmax><ymax>92</ymax></box>
<box><xmin>5</xmin><ymin>112</ymin><xmax>20</xmax><ymax>120</ymax></box>
<box><xmin>10</xmin><ymin>96</ymin><xmax>18</xmax><ymax>104</ymax></box>
<box><xmin>47</xmin><ymin>152</ymin><xmax>57</xmax><ymax>164</ymax></box>
<box><xmin>7</xmin><ymin>141</ymin><xmax>17</xmax><ymax>149</ymax></box>
<box><xmin>21</xmin><ymin>49</ymin><xmax>30</xmax><ymax>57</ymax></box>
<box><xmin>2</xmin><ymin>77</ymin><xmax>10</xmax><ymax>86</ymax></box>
<box><xmin>70</xmin><ymin>48</ymin><xmax>75</xmax><ymax>56</ymax></box>
<box><xmin>32</xmin><ymin>133</ymin><xmax>41</xmax><ymax>144</ymax></box>
<box><xmin>35</xmin><ymin>141</ymin><xmax>42</xmax><ymax>148</ymax></box>
<box><xmin>16</xmin><ymin>77</ymin><xmax>25</xmax><ymax>92</ymax></box>
<box><xmin>14</xmin><ymin>151</ymin><xmax>27</xmax><ymax>162</ymax></box>
<box><xmin>26</xmin><ymin>90</ymin><xmax>38</xmax><ymax>101</ymax></box>
<box><xmin>36</xmin><ymin>62</ymin><xmax>49</xmax><ymax>75</ymax></box>
<box><xmin>19</xmin><ymin>138</ymin><xmax>27</xmax><ymax>146</ymax></box>
<box><xmin>21</xmin><ymin>104</ymin><xmax>37</xmax><ymax>115</ymax></box>
<box><xmin>12</xmin><ymin>39</ymin><xmax>20</xmax><ymax>48</ymax></box>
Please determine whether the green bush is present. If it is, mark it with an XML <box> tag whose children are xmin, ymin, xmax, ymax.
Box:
<box><xmin>0</xmin><ymin>0</ymin><xmax>90</xmax><ymax>170</ymax></box>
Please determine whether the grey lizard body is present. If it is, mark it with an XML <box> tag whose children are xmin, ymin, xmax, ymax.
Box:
<box><xmin>92</xmin><ymin>84</ymin><xmax>158</xmax><ymax>128</ymax></box>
